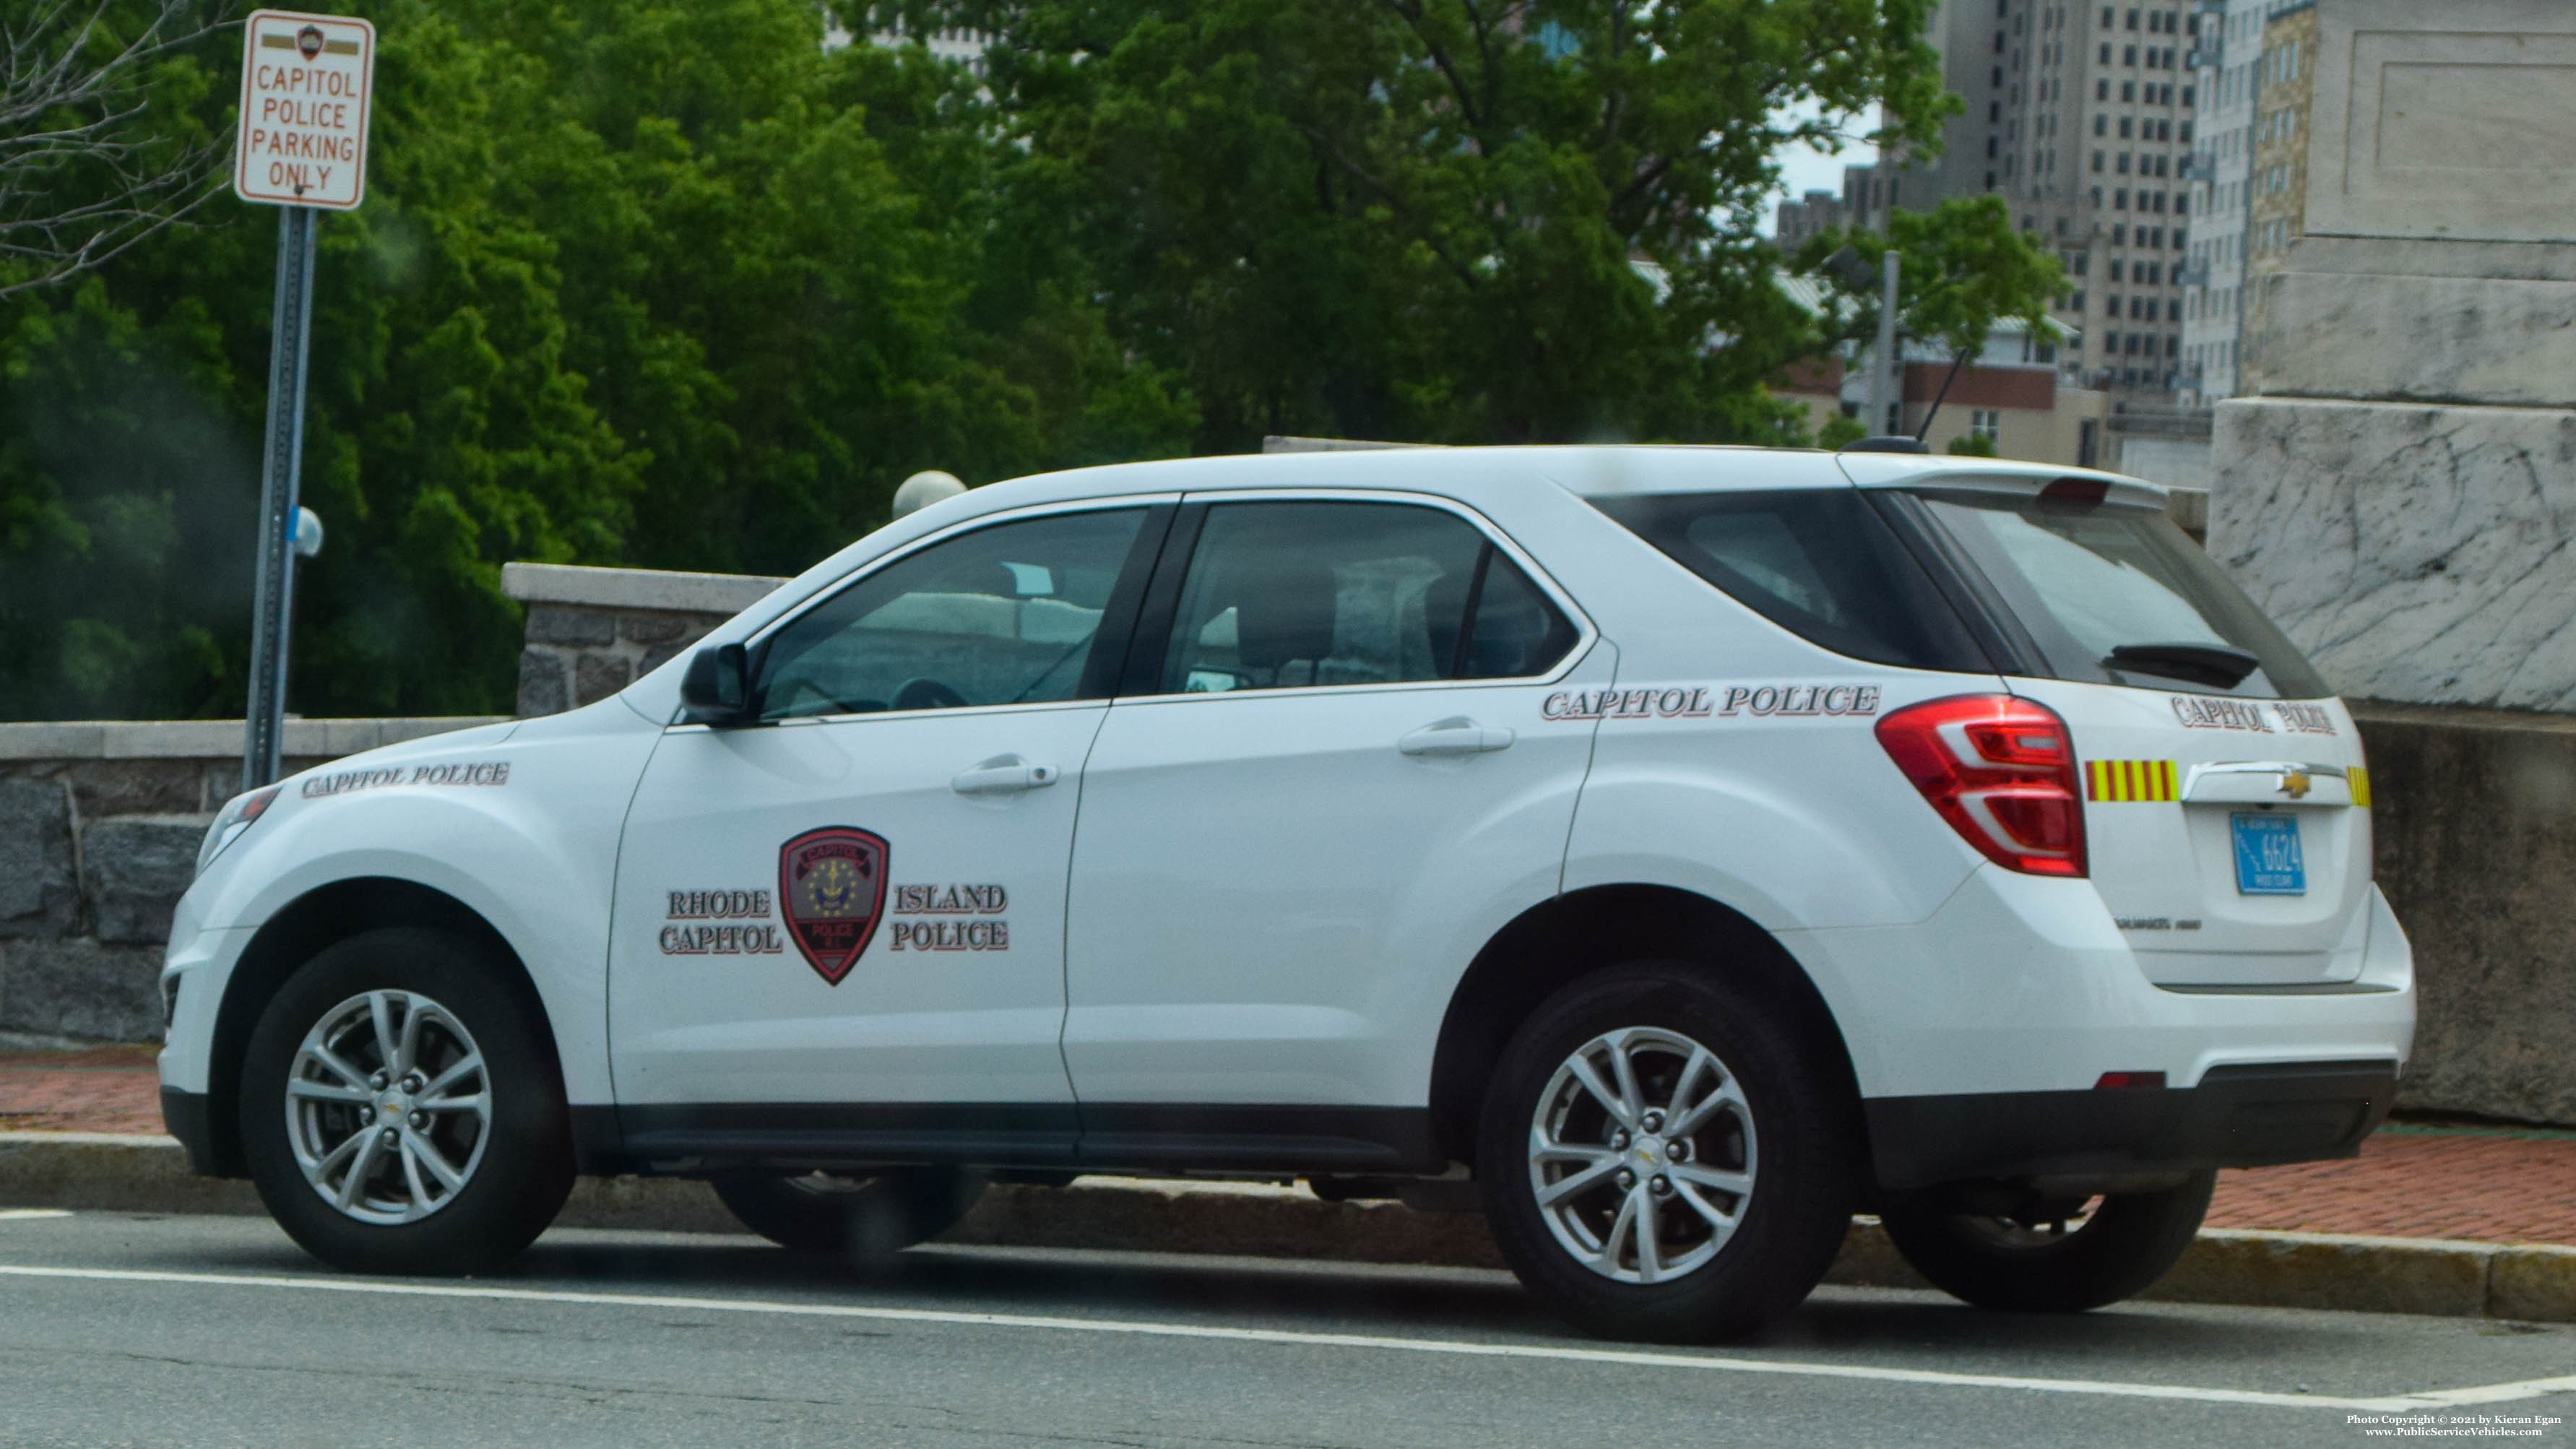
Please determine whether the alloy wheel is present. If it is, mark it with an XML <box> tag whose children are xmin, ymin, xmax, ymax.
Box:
<box><xmin>282</xmin><ymin>990</ymin><xmax>493</xmax><ymax>1225</ymax></box>
<box><xmin>1526</xmin><ymin>1026</ymin><xmax>1758</xmax><ymax>1284</ymax></box>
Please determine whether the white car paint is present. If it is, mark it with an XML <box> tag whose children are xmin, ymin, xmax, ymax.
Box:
<box><xmin>162</xmin><ymin>444</ymin><xmax>2413</xmax><ymax>1169</ymax></box>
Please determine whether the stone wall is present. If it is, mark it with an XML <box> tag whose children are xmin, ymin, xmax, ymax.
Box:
<box><xmin>0</xmin><ymin>718</ymin><xmax>504</xmax><ymax>1042</ymax></box>
<box><xmin>503</xmin><ymin>563</ymin><xmax>783</xmax><ymax>717</ymax></box>
<box><xmin>2200</xmin><ymin>0</ymin><xmax>2576</xmax><ymax>1126</ymax></box>
<box><xmin>2210</xmin><ymin>399</ymin><xmax>2576</xmax><ymax>713</ymax></box>
<box><xmin>2210</xmin><ymin>1</ymin><xmax>2576</xmax><ymax>714</ymax></box>
<box><xmin>2355</xmin><ymin>703</ymin><xmax>2576</xmax><ymax>1125</ymax></box>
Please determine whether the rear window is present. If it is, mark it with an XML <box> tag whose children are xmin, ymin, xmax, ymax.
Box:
<box><xmin>1588</xmin><ymin>490</ymin><xmax>1992</xmax><ymax>672</ymax></box>
<box><xmin>1911</xmin><ymin>489</ymin><xmax>2332</xmax><ymax>700</ymax></box>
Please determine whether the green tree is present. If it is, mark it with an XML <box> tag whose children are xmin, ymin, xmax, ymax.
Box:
<box><xmin>873</xmin><ymin>0</ymin><xmax>1956</xmax><ymax>451</ymax></box>
<box><xmin>1794</xmin><ymin>195</ymin><xmax>2068</xmax><ymax>362</ymax></box>
<box><xmin>0</xmin><ymin>0</ymin><xmax>1193</xmax><ymax>721</ymax></box>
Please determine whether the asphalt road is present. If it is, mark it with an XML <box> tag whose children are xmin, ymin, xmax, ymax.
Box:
<box><xmin>0</xmin><ymin>1210</ymin><xmax>2569</xmax><ymax>1448</ymax></box>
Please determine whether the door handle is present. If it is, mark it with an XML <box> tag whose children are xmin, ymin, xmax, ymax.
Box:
<box><xmin>1399</xmin><ymin>717</ymin><xmax>1515</xmax><ymax>757</ymax></box>
<box><xmin>952</xmin><ymin>756</ymin><xmax>1060</xmax><ymax>795</ymax></box>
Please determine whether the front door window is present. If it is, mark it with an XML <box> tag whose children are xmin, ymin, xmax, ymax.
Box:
<box><xmin>758</xmin><ymin>508</ymin><xmax>1146</xmax><ymax>718</ymax></box>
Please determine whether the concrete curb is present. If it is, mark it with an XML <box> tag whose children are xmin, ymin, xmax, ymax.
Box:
<box><xmin>6</xmin><ymin>1130</ymin><xmax>2569</xmax><ymax>1323</ymax></box>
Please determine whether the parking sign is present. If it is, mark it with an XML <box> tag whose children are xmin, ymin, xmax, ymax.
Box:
<box><xmin>233</xmin><ymin>9</ymin><xmax>376</xmax><ymax>209</ymax></box>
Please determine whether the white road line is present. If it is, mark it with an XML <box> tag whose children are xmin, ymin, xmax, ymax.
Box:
<box><xmin>0</xmin><ymin>1210</ymin><xmax>72</xmax><ymax>1223</ymax></box>
<box><xmin>2383</xmin><ymin>1375</ymin><xmax>2576</xmax><ymax>1409</ymax></box>
<box><xmin>1</xmin><ymin>1261</ymin><xmax>2532</xmax><ymax>1413</ymax></box>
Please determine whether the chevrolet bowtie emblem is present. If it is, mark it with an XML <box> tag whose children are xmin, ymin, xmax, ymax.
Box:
<box><xmin>2278</xmin><ymin>769</ymin><xmax>2312</xmax><ymax>800</ymax></box>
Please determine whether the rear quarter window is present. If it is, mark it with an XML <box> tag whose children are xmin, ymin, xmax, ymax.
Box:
<box><xmin>1587</xmin><ymin>490</ymin><xmax>1993</xmax><ymax>673</ymax></box>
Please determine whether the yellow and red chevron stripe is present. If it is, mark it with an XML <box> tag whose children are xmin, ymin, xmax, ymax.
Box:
<box><xmin>2086</xmin><ymin>758</ymin><xmax>2179</xmax><ymax>803</ymax></box>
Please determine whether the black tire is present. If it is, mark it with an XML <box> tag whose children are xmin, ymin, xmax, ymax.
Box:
<box><xmin>238</xmin><ymin>927</ymin><xmax>574</xmax><ymax>1275</ymax></box>
<box><xmin>712</xmin><ymin>1167</ymin><xmax>987</xmax><ymax>1259</ymax></box>
<box><xmin>1879</xmin><ymin>1171</ymin><xmax>2216</xmax><ymax>1312</ymax></box>
<box><xmin>1477</xmin><ymin>961</ymin><xmax>1860</xmax><ymax>1344</ymax></box>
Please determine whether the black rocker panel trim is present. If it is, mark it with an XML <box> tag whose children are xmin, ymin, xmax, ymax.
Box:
<box><xmin>601</xmin><ymin>1102</ymin><xmax>1441</xmax><ymax>1177</ymax></box>
<box><xmin>1863</xmin><ymin>1059</ymin><xmax>2399</xmax><ymax>1192</ymax></box>
<box><xmin>616</xmin><ymin>1102</ymin><xmax>1084</xmax><ymax>1171</ymax></box>
<box><xmin>1075</xmin><ymin>1104</ymin><xmax>1443</xmax><ymax>1175</ymax></box>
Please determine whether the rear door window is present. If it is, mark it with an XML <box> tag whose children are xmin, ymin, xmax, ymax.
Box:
<box><xmin>1588</xmin><ymin>490</ymin><xmax>1992</xmax><ymax>672</ymax></box>
<box><xmin>1157</xmin><ymin>501</ymin><xmax>1578</xmax><ymax>694</ymax></box>
<box><xmin>1910</xmin><ymin>490</ymin><xmax>2331</xmax><ymax>700</ymax></box>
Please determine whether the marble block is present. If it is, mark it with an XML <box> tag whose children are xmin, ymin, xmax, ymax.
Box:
<box><xmin>2300</xmin><ymin>0</ymin><xmax>2576</xmax><ymax>246</ymax></box>
<box><xmin>2208</xmin><ymin>397</ymin><xmax>2576</xmax><ymax>711</ymax></box>
<box><xmin>2243</xmin><ymin>268</ymin><xmax>2576</xmax><ymax>411</ymax></box>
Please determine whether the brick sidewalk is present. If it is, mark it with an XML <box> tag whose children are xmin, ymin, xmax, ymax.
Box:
<box><xmin>7</xmin><ymin>1047</ymin><xmax>2571</xmax><ymax>1246</ymax></box>
<box><xmin>2200</xmin><ymin>1125</ymin><xmax>2576</xmax><ymax>1245</ymax></box>
<box><xmin>0</xmin><ymin>1046</ymin><xmax>165</xmax><ymax>1135</ymax></box>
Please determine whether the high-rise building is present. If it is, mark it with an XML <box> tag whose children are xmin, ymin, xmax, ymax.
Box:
<box><xmin>1773</xmin><ymin>189</ymin><xmax>1854</xmax><ymax>249</ymax></box>
<box><xmin>2176</xmin><ymin>0</ymin><xmax>2260</xmax><ymax>402</ymax></box>
<box><xmin>1877</xmin><ymin>2</ymin><xmax>2208</xmax><ymax>396</ymax></box>
<box><xmin>2177</xmin><ymin>0</ymin><xmax>2312</xmax><ymax>402</ymax></box>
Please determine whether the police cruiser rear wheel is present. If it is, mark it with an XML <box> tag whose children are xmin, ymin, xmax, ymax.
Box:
<box><xmin>1479</xmin><ymin>962</ymin><xmax>1859</xmax><ymax>1343</ymax></box>
<box><xmin>712</xmin><ymin>1167</ymin><xmax>987</xmax><ymax>1259</ymax></box>
<box><xmin>239</xmin><ymin>927</ymin><xmax>574</xmax><ymax>1275</ymax></box>
<box><xmin>1879</xmin><ymin>1171</ymin><xmax>2216</xmax><ymax>1312</ymax></box>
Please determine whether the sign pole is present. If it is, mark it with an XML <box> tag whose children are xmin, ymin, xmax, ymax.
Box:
<box><xmin>232</xmin><ymin>9</ymin><xmax>374</xmax><ymax>794</ymax></box>
<box><xmin>241</xmin><ymin>204</ymin><xmax>319</xmax><ymax>792</ymax></box>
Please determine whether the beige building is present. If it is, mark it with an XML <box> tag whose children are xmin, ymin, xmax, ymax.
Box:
<box><xmin>2244</xmin><ymin>2</ymin><xmax>2317</xmax><ymax>280</ymax></box>
<box><xmin>1775</xmin><ymin>321</ymin><xmax>2111</xmax><ymax>468</ymax></box>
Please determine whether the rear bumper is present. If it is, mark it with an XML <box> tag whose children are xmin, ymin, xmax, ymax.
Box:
<box><xmin>1863</xmin><ymin>1058</ymin><xmax>2398</xmax><ymax>1193</ymax></box>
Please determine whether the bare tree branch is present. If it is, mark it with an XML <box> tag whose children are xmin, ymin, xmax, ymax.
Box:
<box><xmin>0</xmin><ymin>0</ymin><xmax>234</xmax><ymax>300</ymax></box>
<box><xmin>1372</xmin><ymin>0</ymin><xmax>1482</xmax><ymax>137</ymax></box>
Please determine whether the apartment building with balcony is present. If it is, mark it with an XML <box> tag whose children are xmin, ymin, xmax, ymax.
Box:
<box><xmin>2176</xmin><ymin>0</ymin><xmax>2261</xmax><ymax>400</ymax></box>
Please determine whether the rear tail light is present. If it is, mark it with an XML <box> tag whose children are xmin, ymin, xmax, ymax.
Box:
<box><xmin>2094</xmin><ymin>1071</ymin><xmax>2166</xmax><ymax>1089</ymax></box>
<box><xmin>1875</xmin><ymin>694</ymin><xmax>2088</xmax><ymax>878</ymax></box>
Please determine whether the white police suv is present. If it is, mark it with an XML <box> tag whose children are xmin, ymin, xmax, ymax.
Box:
<box><xmin>160</xmin><ymin>445</ymin><xmax>2411</xmax><ymax>1341</ymax></box>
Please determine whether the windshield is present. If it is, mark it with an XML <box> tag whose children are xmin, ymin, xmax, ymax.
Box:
<box><xmin>1913</xmin><ymin>490</ymin><xmax>2332</xmax><ymax>700</ymax></box>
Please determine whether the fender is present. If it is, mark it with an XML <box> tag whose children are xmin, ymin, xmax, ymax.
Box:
<box><xmin>180</xmin><ymin>701</ymin><xmax>662</xmax><ymax>1107</ymax></box>
<box><xmin>1560</xmin><ymin>688</ymin><xmax>1989</xmax><ymax>934</ymax></box>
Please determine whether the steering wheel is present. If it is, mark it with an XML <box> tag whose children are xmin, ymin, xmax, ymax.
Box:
<box><xmin>891</xmin><ymin>677</ymin><xmax>970</xmax><ymax>711</ymax></box>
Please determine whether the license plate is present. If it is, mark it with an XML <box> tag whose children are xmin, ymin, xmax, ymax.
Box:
<box><xmin>2231</xmin><ymin>812</ymin><xmax>2307</xmax><ymax>896</ymax></box>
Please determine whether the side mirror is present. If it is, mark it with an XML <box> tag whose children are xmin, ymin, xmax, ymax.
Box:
<box><xmin>678</xmin><ymin>643</ymin><xmax>754</xmax><ymax>726</ymax></box>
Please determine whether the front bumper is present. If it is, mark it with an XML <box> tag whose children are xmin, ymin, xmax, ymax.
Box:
<box><xmin>1863</xmin><ymin>1058</ymin><xmax>2398</xmax><ymax>1192</ymax></box>
<box><xmin>159</xmin><ymin>1087</ymin><xmax>232</xmax><ymax>1177</ymax></box>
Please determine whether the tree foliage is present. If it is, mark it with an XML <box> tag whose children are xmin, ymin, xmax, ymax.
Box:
<box><xmin>0</xmin><ymin>0</ymin><xmax>1192</xmax><ymax>720</ymax></box>
<box><xmin>1792</xmin><ymin>194</ymin><xmax>2067</xmax><ymax>359</ymax></box>
<box><xmin>0</xmin><ymin>0</ymin><xmax>2061</xmax><ymax>724</ymax></box>
<box><xmin>0</xmin><ymin>0</ymin><xmax>231</xmax><ymax>298</ymax></box>
<box><xmin>872</xmin><ymin>0</ymin><xmax>1955</xmax><ymax>451</ymax></box>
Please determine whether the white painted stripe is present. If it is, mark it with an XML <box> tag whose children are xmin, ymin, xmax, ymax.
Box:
<box><xmin>2381</xmin><ymin>1375</ymin><xmax>2576</xmax><ymax>1409</ymax></box>
<box><xmin>0</xmin><ymin>1261</ymin><xmax>2506</xmax><ymax>1412</ymax></box>
<box><xmin>0</xmin><ymin>1210</ymin><xmax>72</xmax><ymax>1222</ymax></box>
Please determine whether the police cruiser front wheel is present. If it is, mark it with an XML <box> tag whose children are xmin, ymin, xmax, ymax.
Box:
<box><xmin>238</xmin><ymin>927</ymin><xmax>574</xmax><ymax>1275</ymax></box>
<box><xmin>1478</xmin><ymin>961</ymin><xmax>1860</xmax><ymax>1343</ymax></box>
